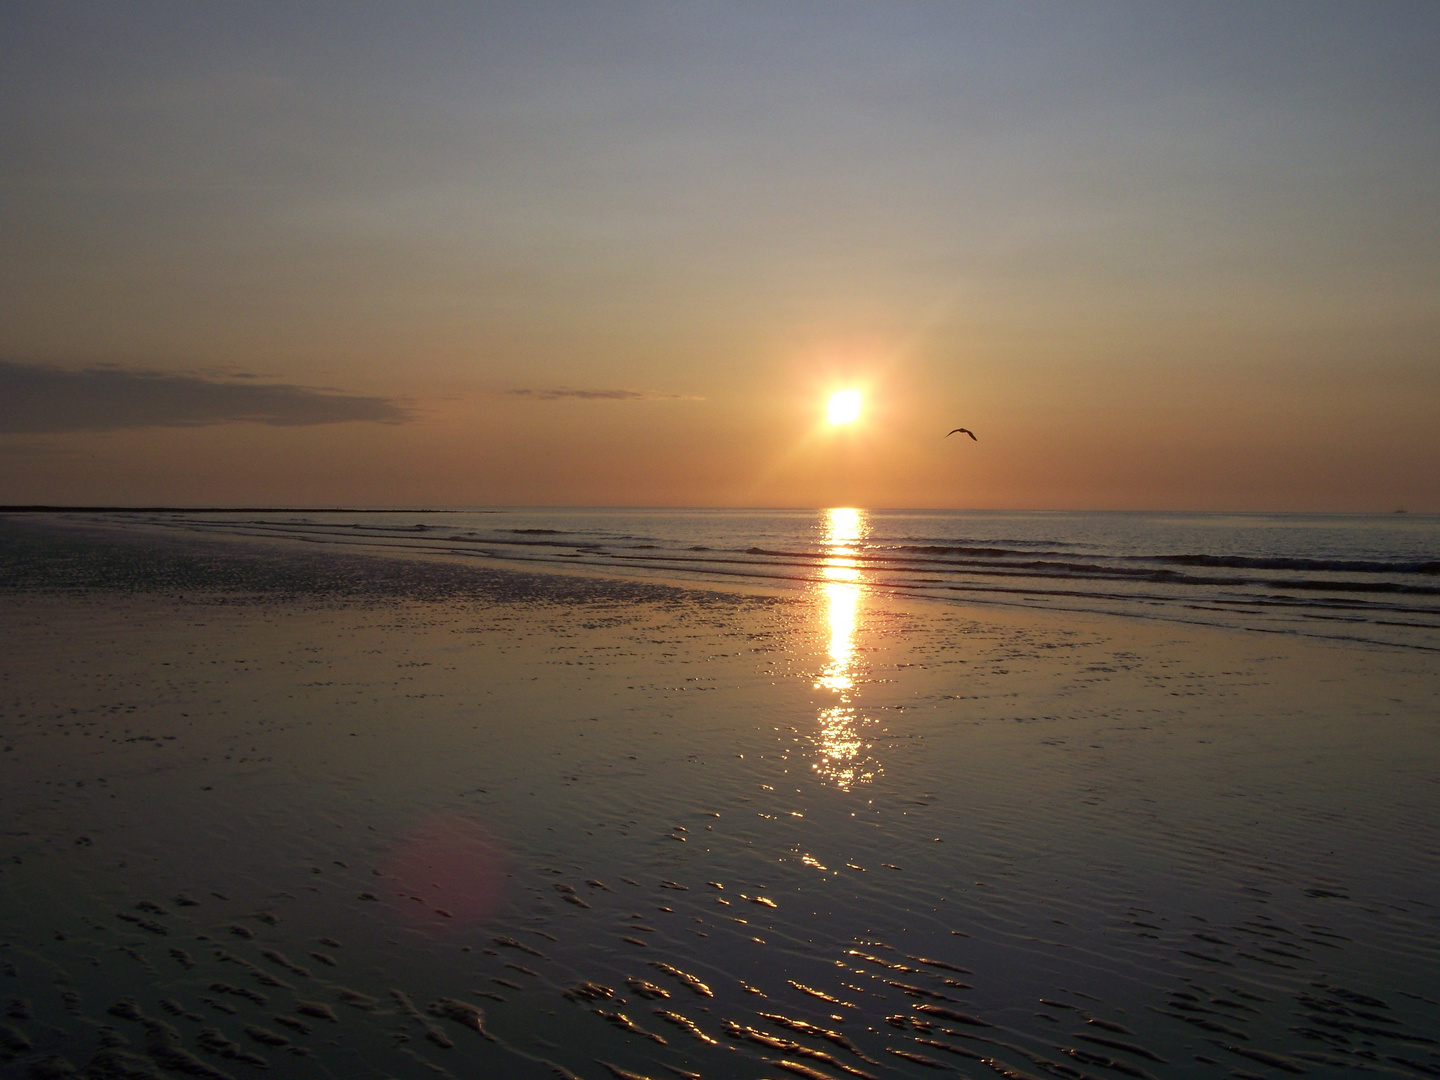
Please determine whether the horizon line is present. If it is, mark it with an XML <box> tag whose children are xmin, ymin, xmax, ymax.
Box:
<box><xmin>1</xmin><ymin>505</ymin><xmax>1430</xmax><ymax>518</ymax></box>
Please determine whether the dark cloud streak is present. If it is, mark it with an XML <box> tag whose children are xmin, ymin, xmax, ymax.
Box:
<box><xmin>510</xmin><ymin>388</ymin><xmax>702</xmax><ymax>402</ymax></box>
<box><xmin>0</xmin><ymin>362</ymin><xmax>408</xmax><ymax>434</ymax></box>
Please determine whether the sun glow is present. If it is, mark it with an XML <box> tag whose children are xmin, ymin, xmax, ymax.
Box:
<box><xmin>826</xmin><ymin>389</ymin><xmax>862</xmax><ymax>425</ymax></box>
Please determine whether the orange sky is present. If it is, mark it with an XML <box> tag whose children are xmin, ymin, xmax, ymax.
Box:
<box><xmin>2</xmin><ymin>4</ymin><xmax>1437</xmax><ymax>510</ymax></box>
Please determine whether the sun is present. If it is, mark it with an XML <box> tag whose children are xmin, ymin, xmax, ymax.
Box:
<box><xmin>827</xmin><ymin>389</ymin><xmax>862</xmax><ymax>425</ymax></box>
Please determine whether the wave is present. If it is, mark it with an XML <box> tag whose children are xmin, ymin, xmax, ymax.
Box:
<box><xmin>83</xmin><ymin>510</ymin><xmax>1440</xmax><ymax>649</ymax></box>
<box><xmin>160</xmin><ymin>518</ymin><xmax>1440</xmax><ymax>593</ymax></box>
<box><xmin>890</xmin><ymin>544</ymin><xmax>1439</xmax><ymax>576</ymax></box>
<box><xmin>1151</xmin><ymin>553</ymin><xmax>1440</xmax><ymax>574</ymax></box>
<box><xmin>604</xmin><ymin>550</ymin><xmax>1440</xmax><ymax>598</ymax></box>
<box><xmin>892</xmin><ymin>544</ymin><xmax>1038</xmax><ymax>558</ymax></box>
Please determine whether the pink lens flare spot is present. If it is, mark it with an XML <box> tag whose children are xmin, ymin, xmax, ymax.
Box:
<box><xmin>379</xmin><ymin>814</ymin><xmax>507</xmax><ymax>927</ymax></box>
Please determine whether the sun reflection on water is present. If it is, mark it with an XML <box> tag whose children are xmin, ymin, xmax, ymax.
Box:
<box><xmin>812</xmin><ymin>507</ymin><xmax>879</xmax><ymax>791</ymax></box>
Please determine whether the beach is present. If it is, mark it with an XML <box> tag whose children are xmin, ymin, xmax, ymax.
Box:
<box><xmin>1</xmin><ymin>514</ymin><xmax>1438</xmax><ymax>1080</ymax></box>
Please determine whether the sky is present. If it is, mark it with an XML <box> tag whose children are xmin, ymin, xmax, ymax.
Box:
<box><xmin>2</xmin><ymin>1</ymin><xmax>1437</xmax><ymax>511</ymax></box>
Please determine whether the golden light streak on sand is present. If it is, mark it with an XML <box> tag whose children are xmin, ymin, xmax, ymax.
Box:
<box><xmin>813</xmin><ymin>508</ymin><xmax>878</xmax><ymax>790</ymax></box>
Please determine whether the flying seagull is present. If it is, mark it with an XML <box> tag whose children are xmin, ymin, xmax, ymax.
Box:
<box><xmin>945</xmin><ymin>427</ymin><xmax>977</xmax><ymax>441</ymax></box>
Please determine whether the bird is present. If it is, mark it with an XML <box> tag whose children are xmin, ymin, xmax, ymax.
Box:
<box><xmin>945</xmin><ymin>427</ymin><xmax>977</xmax><ymax>441</ymax></box>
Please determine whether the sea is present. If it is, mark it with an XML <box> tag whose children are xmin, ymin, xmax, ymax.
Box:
<box><xmin>92</xmin><ymin>506</ymin><xmax>1440</xmax><ymax>650</ymax></box>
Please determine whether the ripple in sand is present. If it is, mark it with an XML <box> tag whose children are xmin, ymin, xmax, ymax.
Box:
<box><xmin>595</xmin><ymin>1008</ymin><xmax>666</xmax><ymax>1045</ymax></box>
<box><xmin>652</xmin><ymin>1008</ymin><xmax>717</xmax><ymax>1045</ymax></box>
<box><xmin>648</xmin><ymin>962</ymin><xmax>712</xmax><ymax>998</ymax></box>
<box><xmin>428</xmin><ymin>997</ymin><xmax>495</xmax><ymax>1040</ymax></box>
<box><xmin>625</xmin><ymin>977</ymin><xmax>669</xmax><ymax>1000</ymax></box>
<box><xmin>723</xmin><ymin>1021</ymin><xmax>877</xmax><ymax>1079</ymax></box>
<box><xmin>758</xmin><ymin>1012</ymin><xmax>876</xmax><ymax>1063</ymax></box>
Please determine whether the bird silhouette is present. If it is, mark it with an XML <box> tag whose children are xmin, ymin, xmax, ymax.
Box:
<box><xmin>945</xmin><ymin>428</ymin><xmax>977</xmax><ymax>441</ymax></box>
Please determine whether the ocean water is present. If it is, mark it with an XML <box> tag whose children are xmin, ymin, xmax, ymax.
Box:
<box><xmin>96</xmin><ymin>507</ymin><xmax>1440</xmax><ymax>649</ymax></box>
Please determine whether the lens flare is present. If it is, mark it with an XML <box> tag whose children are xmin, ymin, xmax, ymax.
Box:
<box><xmin>379</xmin><ymin>814</ymin><xmax>507</xmax><ymax>928</ymax></box>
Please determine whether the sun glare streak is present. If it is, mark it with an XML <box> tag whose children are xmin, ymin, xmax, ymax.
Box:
<box><xmin>826</xmin><ymin>505</ymin><xmax>862</xmax><ymax>544</ymax></box>
<box><xmin>817</xmin><ymin>580</ymin><xmax>857</xmax><ymax>691</ymax></box>
<box><xmin>827</xmin><ymin>389</ymin><xmax>862</xmax><ymax>425</ymax></box>
<box><xmin>818</xmin><ymin>506</ymin><xmax>861</xmax><ymax>688</ymax></box>
<box><xmin>811</xmin><ymin>507</ymin><xmax>879</xmax><ymax>790</ymax></box>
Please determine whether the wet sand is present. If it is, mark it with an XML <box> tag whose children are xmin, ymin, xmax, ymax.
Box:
<box><xmin>1</xmin><ymin>516</ymin><xmax>1438</xmax><ymax>1079</ymax></box>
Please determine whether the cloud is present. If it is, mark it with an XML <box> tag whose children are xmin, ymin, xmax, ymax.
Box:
<box><xmin>509</xmin><ymin>388</ymin><xmax>703</xmax><ymax>402</ymax></box>
<box><xmin>0</xmin><ymin>362</ymin><xmax>409</xmax><ymax>433</ymax></box>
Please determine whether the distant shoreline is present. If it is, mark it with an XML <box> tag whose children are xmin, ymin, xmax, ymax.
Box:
<box><xmin>0</xmin><ymin>505</ymin><xmax>482</xmax><ymax>514</ymax></box>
